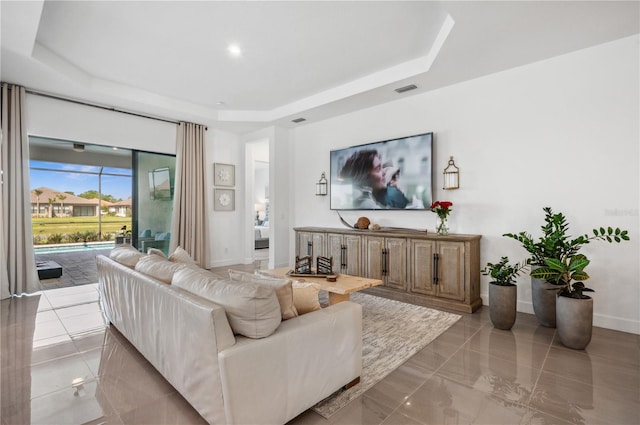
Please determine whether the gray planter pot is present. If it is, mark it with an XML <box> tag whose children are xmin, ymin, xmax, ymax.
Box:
<box><xmin>531</xmin><ymin>273</ymin><xmax>559</xmax><ymax>328</ymax></box>
<box><xmin>489</xmin><ymin>282</ymin><xmax>517</xmax><ymax>330</ymax></box>
<box><xmin>556</xmin><ymin>295</ymin><xmax>593</xmax><ymax>350</ymax></box>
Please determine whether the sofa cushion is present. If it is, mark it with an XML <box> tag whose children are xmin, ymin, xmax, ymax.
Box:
<box><xmin>292</xmin><ymin>281</ymin><xmax>322</xmax><ymax>315</ymax></box>
<box><xmin>229</xmin><ymin>270</ymin><xmax>298</xmax><ymax>320</ymax></box>
<box><xmin>172</xmin><ymin>267</ymin><xmax>281</xmax><ymax>339</ymax></box>
<box><xmin>109</xmin><ymin>245</ymin><xmax>145</xmax><ymax>268</ymax></box>
<box><xmin>169</xmin><ymin>246</ymin><xmax>197</xmax><ymax>264</ymax></box>
<box><xmin>135</xmin><ymin>254</ymin><xmax>186</xmax><ymax>284</ymax></box>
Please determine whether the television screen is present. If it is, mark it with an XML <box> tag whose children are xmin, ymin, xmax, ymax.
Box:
<box><xmin>330</xmin><ymin>132</ymin><xmax>433</xmax><ymax>210</ymax></box>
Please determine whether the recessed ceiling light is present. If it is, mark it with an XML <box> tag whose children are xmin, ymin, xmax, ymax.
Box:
<box><xmin>227</xmin><ymin>44</ymin><xmax>242</xmax><ymax>57</ymax></box>
<box><xmin>216</xmin><ymin>101</ymin><xmax>226</xmax><ymax>106</ymax></box>
<box><xmin>112</xmin><ymin>147</ymin><xmax>118</xmax><ymax>151</ymax></box>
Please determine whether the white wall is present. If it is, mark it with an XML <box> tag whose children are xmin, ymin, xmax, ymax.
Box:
<box><xmin>289</xmin><ymin>35</ymin><xmax>640</xmax><ymax>334</ymax></box>
<box><xmin>203</xmin><ymin>129</ymin><xmax>244</xmax><ymax>268</ymax></box>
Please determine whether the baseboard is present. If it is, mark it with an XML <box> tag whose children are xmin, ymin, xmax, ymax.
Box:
<box><xmin>483</xmin><ymin>294</ymin><xmax>639</xmax><ymax>335</ymax></box>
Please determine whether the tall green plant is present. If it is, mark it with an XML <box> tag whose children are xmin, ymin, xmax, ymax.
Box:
<box><xmin>507</xmin><ymin>207</ymin><xmax>630</xmax><ymax>298</ymax></box>
<box><xmin>504</xmin><ymin>207</ymin><xmax>569</xmax><ymax>266</ymax></box>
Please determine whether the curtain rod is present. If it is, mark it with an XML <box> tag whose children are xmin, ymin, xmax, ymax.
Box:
<box><xmin>25</xmin><ymin>88</ymin><xmax>208</xmax><ymax>130</ymax></box>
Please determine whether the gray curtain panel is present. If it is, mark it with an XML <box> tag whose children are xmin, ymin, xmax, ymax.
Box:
<box><xmin>170</xmin><ymin>122</ymin><xmax>209</xmax><ymax>268</ymax></box>
<box><xmin>1</xmin><ymin>83</ymin><xmax>40</xmax><ymax>299</ymax></box>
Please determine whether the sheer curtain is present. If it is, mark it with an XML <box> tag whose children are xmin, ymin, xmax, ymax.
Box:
<box><xmin>1</xmin><ymin>83</ymin><xmax>39</xmax><ymax>299</ymax></box>
<box><xmin>170</xmin><ymin>122</ymin><xmax>209</xmax><ymax>267</ymax></box>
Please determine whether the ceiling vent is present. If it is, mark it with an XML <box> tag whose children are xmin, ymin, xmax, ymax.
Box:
<box><xmin>292</xmin><ymin>117</ymin><xmax>306</xmax><ymax>123</ymax></box>
<box><xmin>394</xmin><ymin>84</ymin><xmax>418</xmax><ymax>94</ymax></box>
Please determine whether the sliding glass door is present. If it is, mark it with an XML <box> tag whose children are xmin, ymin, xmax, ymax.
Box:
<box><xmin>133</xmin><ymin>151</ymin><xmax>176</xmax><ymax>255</ymax></box>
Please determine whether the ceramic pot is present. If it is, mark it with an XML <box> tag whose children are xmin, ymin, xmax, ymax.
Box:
<box><xmin>556</xmin><ymin>295</ymin><xmax>593</xmax><ymax>350</ymax></box>
<box><xmin>531</xmin><ymin>271</ymin><xmax>559</xmax><ymax>327</ymax></box>
<box><xmin>489</xmin><ymin>282</ymin><xmax>517</xmax><ymax>330</ymax></box>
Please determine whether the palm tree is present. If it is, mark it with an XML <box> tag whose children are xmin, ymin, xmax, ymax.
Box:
<box><xmin>33</xmin><ymin>189</ymin><xmax>43</xmax><ymax>217</ymax></box>
<box><xmin>57</xmin><ymin>194</ymin><xmax>67</xmax><ymax>217</ymax></box>
<box><xmin>47</xmin><ymin>197</ymin><xmax>56</xmax><ymax>218</ymax></box>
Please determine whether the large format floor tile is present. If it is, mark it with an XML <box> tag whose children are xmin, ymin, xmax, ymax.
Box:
<box><xmin>2</xmin><ymin>266</ymin><xmax>639</xmax><ymax>425</ymax></box>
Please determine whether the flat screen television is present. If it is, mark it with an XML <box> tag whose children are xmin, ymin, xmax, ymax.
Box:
<box><xmin>330</xmin><ymin>132</ymin><xmax>433</xmax><ymax>210</ymax></box>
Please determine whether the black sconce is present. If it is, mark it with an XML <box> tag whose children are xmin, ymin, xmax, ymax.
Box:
<box><xmin>316</xmin><ymin>172</ymin><xmax>328</xmax><ymax>196</ymax></box>
<box><xmin>443</xmin><ymin>156</ymin><xmax>460</xmax><ymax>190</ymax></box>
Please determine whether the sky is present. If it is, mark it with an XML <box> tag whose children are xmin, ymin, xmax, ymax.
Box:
<box><xmin>30</xmin><ymin>161</ymin><xmax>132</xmax><ymax>201</ymax></box>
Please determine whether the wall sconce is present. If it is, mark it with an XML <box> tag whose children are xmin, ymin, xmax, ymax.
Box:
<box><xmin>443</xmin><ymin>156</ymin><xmax>459</xmax><ymax>190</ymax></box>
<box><xmin>316</xmin><ymin>172</ymin><xmax>328</xmax><ymax>196</ymax></box>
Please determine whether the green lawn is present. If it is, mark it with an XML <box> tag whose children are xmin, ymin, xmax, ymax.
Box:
<box><xmin>32</xmin><ymin>216</ymin><xmax>132</xmax><ymax>243</ymax></box>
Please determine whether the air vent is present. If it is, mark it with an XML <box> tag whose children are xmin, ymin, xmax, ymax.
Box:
<box><xmin>73</xmin><ymin>143</ymin><xmax>85</xmax><ymax>152</ymax></box>
<box><xmin>292</xmin><ymin>117</ymin><xmax>306</xmax><ymax>123</ymax></box>
<box><xmin>394</xmin><ymin>84</ymin><xmax>418</xmax><ymax>94</ymax></box>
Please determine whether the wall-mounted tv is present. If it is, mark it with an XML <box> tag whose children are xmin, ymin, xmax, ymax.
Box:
<box><xmin>330</xmin><ymin>132</ymin><xmax>433</xmax><ymax>210</ymax></box>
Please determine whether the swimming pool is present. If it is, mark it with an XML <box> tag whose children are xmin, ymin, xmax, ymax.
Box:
<box><xmin>34</xmin><ymin>242</ymin><xmax>116</xmax><ymax>254</ymax></box>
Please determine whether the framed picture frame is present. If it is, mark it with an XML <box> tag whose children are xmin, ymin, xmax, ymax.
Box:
<box><xmin>214</xmin><ymin>188</ymin><xmax>235</xmax><ymax>211</ymax></box>
<box><xmin>214</xmin><ymin>163</ymin><xmax>235</xmax><ymax>187</ymax></box>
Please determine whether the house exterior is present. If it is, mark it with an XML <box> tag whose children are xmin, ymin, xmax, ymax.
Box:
<box><xmin>30</xmin><ymin>187</ymin><xmax>100</xmax><ymax>217</ymax></box>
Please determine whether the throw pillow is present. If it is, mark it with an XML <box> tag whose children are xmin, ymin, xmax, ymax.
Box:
<box><xmin>147</xmin><ymin>247</ymin><xmax>166</xmax><ymax>258</ymax></box>
<box><xmin>135</xmin><ymin>254</ymin><xmax>185</xmax><ymax>284</ymax></box>
<box><xmin>172</xmin><ymin>267</ymin><xmax>281</xmax><ymax>339</ymax></box>
<box><xmin>292</xmin><ymin>281</ymin><xmax>322</xmax><ymax>315</ymax></box>
<box><xmin>229</xmin><ymin>270</ymin><xmax>298</xmax><ymax>320</ymax></box>
<box><xmin>169</xmin><ymin>246</ymin><xmax>197</xmax><ymax>264</ymax></box>
<box><xmin>109</xmin><ymin>245</ymin><xmax>145</xmax><ymax>268</ymax></box>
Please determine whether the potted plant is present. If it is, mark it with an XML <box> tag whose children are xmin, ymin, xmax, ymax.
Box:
<box><xmin>481</xmin><ymin>256</ymin><xmax>528</xmax><ymax>330</ymax></box>
<box><xmin>508</xmin><ymin>208</ymin><xmax>629</xmax><ymax>349</ymax></box>
<box><xmin>504</xmin><ymin>207</ymin><xmax>570</xmax><ymax>326</ymax></box>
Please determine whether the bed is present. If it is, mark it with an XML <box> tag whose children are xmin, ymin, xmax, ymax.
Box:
<box><xmin>254</xmin><ymin>225</ymin><xmax>269</xmax><ymax>249</ymax></box>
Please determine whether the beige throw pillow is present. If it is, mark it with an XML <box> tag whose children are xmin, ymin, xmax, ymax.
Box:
<box><xmin>292</xmin><ymin>281</ymin><xmax>322</xmax><ymax>315</ymax></box>
<box><xmin>134</xmin><ymin>254</ymin><xmax>186</xmax><ymax>284</ymax></box>
<box><xmin>173</xmin><ymin>267</ymin><xmax>281</xmax><ymax>339</ymax></box>
<box><xmin>229</xmin><ymin>270</ymin><xmax>298</xmax><ymax>320</ymax></box>
<box><xmin>169</xmin><ymin>246</ymin><xmax>197</xmax><ymax>264</ymax></box>
<box><xmin>109</xmin><ymin>245</ymin><xmax>145</xmax><ymax>268</ymax></box>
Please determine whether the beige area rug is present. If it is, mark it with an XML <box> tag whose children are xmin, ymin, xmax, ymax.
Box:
<box><xmin>312</xmin><ymin>292</ymin><xmax>461</xmax><ymax>418</ymax></box>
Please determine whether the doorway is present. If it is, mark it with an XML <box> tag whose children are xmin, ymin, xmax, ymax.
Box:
<box><xmin>247</xmin><ymin>139</ymin><xmax>269</xmax><ymax>265</ymax></box>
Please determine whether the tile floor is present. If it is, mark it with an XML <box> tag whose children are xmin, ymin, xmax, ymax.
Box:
<box><xmin>2</xmin><ymin>267</ymin><xmax>639</xmax><ymax>424</ymax></box>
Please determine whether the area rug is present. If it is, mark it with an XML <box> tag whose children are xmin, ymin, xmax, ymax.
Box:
<box><xmin>312</xmin><ymin>292</ymin><xmax>461</xmax><ymax>418</ymax></box>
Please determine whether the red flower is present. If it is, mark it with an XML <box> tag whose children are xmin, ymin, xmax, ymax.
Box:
<box><xmin>430</xmin><ymin>201</ymin><xmax>453</xmax><ymax>217</ymax></box>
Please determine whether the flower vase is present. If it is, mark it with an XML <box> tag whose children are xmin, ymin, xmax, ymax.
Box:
<box><xmin>436</xmin><ymin>215</ymin><xmax>449</xmax><ymax>235</ymax></box>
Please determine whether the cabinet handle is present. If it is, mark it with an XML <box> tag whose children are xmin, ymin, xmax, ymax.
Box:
<box><xmin>307</xmin><ymin>241</ymin><xmax>313</xmax><ymax>257</ymax></box>
<box><xmin>340</xmin><ymin>245</ymin><xmax>346</xmax><ymax>269</ymax></box>
<box><xmin>382</xmin><ymin>248</ymin><xmax>388</xmax><ymax>276</ymax></box>
<box><xmin>433</xmin><ymin>253</ymin><xmax>439</xmax><ymax>285</ymax></box>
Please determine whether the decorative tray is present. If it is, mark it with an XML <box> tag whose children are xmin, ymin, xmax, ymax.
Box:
<box><xmin>286</xmin><ymin>270</ymin><xmax>338</xmax><ymax>278</ymax></box>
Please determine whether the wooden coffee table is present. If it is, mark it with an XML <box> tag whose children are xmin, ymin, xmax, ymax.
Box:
<box><xmin>264</xmin><ymin>267</ymin><xmax>383</xmax><ymax>305</ymax></box>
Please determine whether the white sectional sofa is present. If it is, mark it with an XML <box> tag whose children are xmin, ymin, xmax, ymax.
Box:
<box><xmin>96</xmin><ymin>253</ymin><xmax>362</xmax><ymax>424</ymax></box>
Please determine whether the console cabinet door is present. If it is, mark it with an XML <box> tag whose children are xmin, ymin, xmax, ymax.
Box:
<box><xmin>410</xmin><ymin>239</ymin><xmax>437</xmax><ymax>296</ymax></box>
<box><xmin>326</xmin><ymin>233</ymin><xmax>362</xmax><ymax>275</ymax></box>
<box><xmin>436</xmin><ymin>241</ymin><xmax>465</xmax><ymax>301</ymax></box>
<box><xmin>344</xmin><ymin>234</ymin><xmax>362</xmax><ymax>276</ymax></box>
<box><xmin>296</xmin><ymin>231</ymin><xmax>325</xmax><ymax>264</ymax></box>
<box><xmin>326</xmin><ymin>233</ymin><xmax>343</xmax><ymax>273</ymax></box>
<box><xmin>384</xmin><ymin>237</ymin><xmax>407</xmax><ymax>290</ymax></box>
<box><xmin>364</xmin><ymin>236</ymin><xmax>384</xmax><ymax>280</ymax></box>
